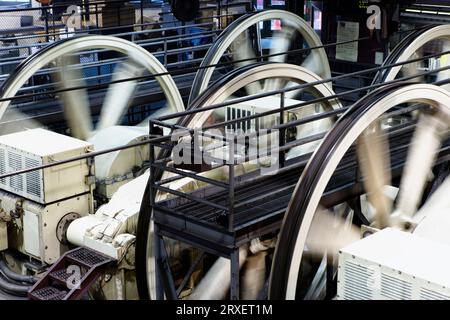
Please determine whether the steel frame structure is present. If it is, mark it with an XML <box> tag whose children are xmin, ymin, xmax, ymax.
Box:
<box><xmin>140</xmin><ymin>55</ymin><xmax>450</xmax><ymax>300</ymax></box>
<box><xmin>0</xmin><ymin>0</ymin><xmax>252</xmax><ymax>131</ymax></box>
<box><xmin>0</xmin><ymin>7</ymin><xmax>448</xmax><ymax>300</ymax></box>
<box><xmin>0</xmin><ymin>46</ymin><xmax>446</xmax><ymax>299</ymax></box>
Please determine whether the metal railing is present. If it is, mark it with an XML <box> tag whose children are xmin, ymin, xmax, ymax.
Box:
<box><xmin>0</xmin><ymin>24</ymin><xmax>447</xmax><ymax>230</ymax></box>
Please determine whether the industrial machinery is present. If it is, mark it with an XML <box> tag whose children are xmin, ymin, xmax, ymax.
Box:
<box><xmin>135</xmin><ymin>9</ymin><xmax>450</xmax><ymax>301</ymax></box>
<box><xmin>188</xmin><ymin>9</ymin><xmax>332</xmax><ymax>104</ymax></box>
<box><xmin>270</xmin><ymin>83</ymin><xmax>450</xmax><ymax>300</ymax></box>
<box><xmin>375</xmin><ymin>24</ymin><xmax>450</xmax><ymax>88</ymax></box>
<box><xmin>0</xmin><ymin>0</ymin><xmax>450</xmax><ymax>302</ymax></box>
<box><xmin>0</xmin><ymin>128</ymin><xmax>93</xmax><ymax>264</ymax></box>
<box><xmin>0</xmin><ymin>33</ymin><xmax>185</xmax><ymax>299</ymax></box>
<box><xmin>338</xmin><ymin>228</ymin><xmax>450</xmax><ymax>300</ymax></box>
<box><xmin>135</xmin><ymin>15</ymin><xmax>342</xmax><ymax>296</ymax></box>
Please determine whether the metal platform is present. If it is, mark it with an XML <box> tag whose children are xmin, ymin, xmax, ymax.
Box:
<box><xmin>149</xmin><ymin>103</ymin><xmax>450</xmax><ymax>299</ymax></box>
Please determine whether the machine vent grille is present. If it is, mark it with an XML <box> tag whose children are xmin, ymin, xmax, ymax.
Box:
<box><xmin>25</xmin><ymin>158</ymin><xmax>41</xmax><ymax>198</ymax></box>
<box><xmin>0</xmin><ymin>149</ymin><xmax>5</xmax><ymax>185</ymax></box>
<box><xmin>342</xmin><ymin>261</ymin><xmax>374</xmax><ymax>300</ymax></box>
<box><xmin>380</xmin><ymin>273</ymin><xmax>412</xmax><ymax>300</ymax></box>
<box><xmin>226</xmin><ymin>107</ymin><xmax>256</xmax><ymax>132</ymax></box>
<box><xmin>420</xmin><ymin>288</ymin><xmax>450</xmax><ymax>300</ymax></box>
<box><xmin>8</xmin><ymin>151</ymin><xmax>23</xmax><ymax>191</ymax></box>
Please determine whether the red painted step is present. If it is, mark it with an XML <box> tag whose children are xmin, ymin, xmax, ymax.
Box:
<box><xmin>28</xmin><ymin>247</ymin><xmax>115</xmax><ymax>300</ymax></box>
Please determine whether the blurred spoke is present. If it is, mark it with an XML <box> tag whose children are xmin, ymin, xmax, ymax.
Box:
<box><xmin>395</xmin><ymin>114</ymin><xmax>446</xmax><ymax>220</ymax></box>
<box><xmin>97</xmin><ymin>59</ymin><xmax>142</xmax><ymax>130</ymax></box>
<box><xmin>55</xmin><ymin>56</ymin><xmax>93</xmax><ymax>140</ymax></box>
<box><xmin>357</xmin><ymin>122</ymin><xmax>392</xmax><ymax>228</ymax></box>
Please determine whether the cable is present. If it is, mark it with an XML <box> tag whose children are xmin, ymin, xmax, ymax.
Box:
<box><xmin>0</xmin><ymin>273</ymin><xmax>31</xmax><ymax>297</ymax></box>
<box><xmin>0</xmin><ymin>260</ymin><xmax>38</xmax><ymax>284</ymax></box>
<box><xmin>1</xmin><ymin>35</ymin><xmax>446</xmax><ymax>103</ymax></box>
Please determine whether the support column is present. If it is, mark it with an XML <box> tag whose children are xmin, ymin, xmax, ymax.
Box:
<box><xmin>230</xmin><ymin>249</ymin><xmax>240</xmax><ymax>300</ymax></box>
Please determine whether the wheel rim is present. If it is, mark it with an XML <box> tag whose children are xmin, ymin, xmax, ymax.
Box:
<box><xmin>269</xmin><ymin>83</ymin><xmax>450</xmax><ymax>300</ymax></box>
<box><xmin>188</xmin><ymin>10</ymin><xmax>331</xmax><ymax>105</ymax></box>
<box><xmin>0</xmin><ymin>35</ymin><xmax>184</xmax><ymax>138</ymax></box>
<box><xmin>378</xmin><ymin>25</ymin><xmax>450</xmax><ymax>85</ymax></box>
<box><xmin>136</xmin><ymin>62</ymin><xmax>342</xmax><ymax>299</ymax></box>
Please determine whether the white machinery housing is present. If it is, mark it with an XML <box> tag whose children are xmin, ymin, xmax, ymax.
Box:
<box><xmin>225</xmin><ymin>96</ymin><xmax>333</xmax><ymax>157</ymax></box>
<box><xmin>0</xmin><ymin>128</ymin><xmax>93</xmax><ymax>204</ymax></box>
<box><xmin>225</xmin><ymin>96</ymin><xmax>312</xmax><ymax>132</ymax></box>
<box><xmin>0</xmin><ymin>129</ymin><xmax>94</xmax><ymax>264</ymax></box>
<box><xmin>88</xmin><ymin>126</ymin><xmax>149</xmax><ymax>200</ymax></box>
<box><xmin>338</xmin><ymin>228</ymin><xmax>450</xmax><ymax>300</ymax></box>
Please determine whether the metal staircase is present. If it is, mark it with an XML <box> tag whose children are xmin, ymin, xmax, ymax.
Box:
<box><xmin>28</xmin><ymin>247</ymin><xmax>115</xmax><ymax>300</ymax></box>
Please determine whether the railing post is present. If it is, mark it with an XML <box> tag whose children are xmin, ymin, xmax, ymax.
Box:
<box><xmin>149</xmin><ymin>120</ymin><xmax>165</xmax><ymax>300</ymax></box>
<box><xmin>95</xmin><ymin>3</ymin><xmax>99</xmax><ymax>31</ymax></box>
<box><xmin>230</xmin><ymin>249</ymin><xmax>239</xmax><ymax>300</ymax></box>
<box><xmin>279</xmin><ymin>92</ymin><xmax>286</xmax><ymax>169</ymax></box>
<box><xmin>149</xmin><ymin>121</ymin><xmax>157</xmax><ymax>208</ymax></box>
<box><xmin>218</xmin><ymin>0</ymin><xmax>221</xmax><ymax>30</ymax></box>
<box><xmin>228</xmin><ymin>135</ymin><xmax>235</xmax><ymax>232</ymax></box>
<box><xmin>44</xmin><ymin>7</ymin><xmax>49</xmax><ymax>43</ymax></box>
<box><xmin>140</xmin><ymin>0</ymin><xmax>144</xmax><ymax>31</ymax></box>
<box><xmin>164</xmin><ymin>39</ymin><xmax>168</xmax><ymax>66</ymax></box>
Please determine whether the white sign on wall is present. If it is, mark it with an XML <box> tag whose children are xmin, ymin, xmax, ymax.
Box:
<box><xmin>336</xmin><ymin>21</ymin><xmax>360</xmax><ymax>63</ymax></box>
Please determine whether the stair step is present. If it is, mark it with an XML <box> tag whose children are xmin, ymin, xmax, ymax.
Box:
<box><xmin>29</xmin><ymin>286</ymin><xmax>68</xmax><ymax>300</ymax></box>
<box><xmin>66</xmin><ymin>247</ymin><xmax>113</xmax><ymax>268</ymax></box>
<box><xmin>28</xmin><ymin>247</ymin><xmax>116</xmax><ymax>300</ymax></box>
<box><xmin>49</xmin><ymin>268</ymin><xmax>86</xmax><ymax>286</ymax></box>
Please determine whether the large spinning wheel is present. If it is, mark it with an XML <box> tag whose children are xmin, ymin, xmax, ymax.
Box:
<box><xmin>136</xmin><ymin>62</ymin><xmax>342</xmax><ymax>299</ymax></box>
<box><xmin>188</xmin><ymin>10</ymin><xmax>331</xmax><ymax>105</ymax></box>
<box><xmin>376</xmin><ymin>25</ymin><xmax>450</xmax><ymax>87</ymax></box>
<box><xmin>0</xmin><ymin>35</ymin><xmax>184</xmax><ymax>140</ymax></box>
<box><xmin>269</xmin><ymin>83</ymin><xmax>450</xmax><ymax>300</ymax></box>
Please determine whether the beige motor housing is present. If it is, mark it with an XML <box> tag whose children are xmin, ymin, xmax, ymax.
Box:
<box><xmin>88</xmin><ymin>126</ymin><xmax>149</xmax><ymax>200</ymax></box>
<box><xmin>0</xmin><ymin>129</ymin><xmax>95</xmax><ymax>264</ymax></box>
<box><xmin>3</xmin><ymin>191</ymin><xmax>91</xmax><ymax>264</ymax></box>
<box><xmin>0</xmin><ymin>128</ymin><xmax>94</xmax><ymax>204</ymax></box>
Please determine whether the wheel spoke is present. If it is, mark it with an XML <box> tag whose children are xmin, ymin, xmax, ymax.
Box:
<box><xmin>268</xmin><ymin>27</ymin><xmax>294</xmax><ymax>63</ymax></box>
<box><xmin>97</xmin><ymin>59</ymin><xmax>142</xmax><ymax>131</ymax></box>
<box><xmin>232</xmin><ymin>35</ymin><xmax>263</xmax><ymax>96</ymax></box>
<box><xmin>301</xmin><ymin>51</ymin><xmax>324</xmax><ymax>79</ymax></box>
<box><xmin>56</xmin><ymin>56</ymin><xmax>93</xmax><ymax>140</ymax></box>
<box><xmin>394</xmin><ymin>113</ymin><xmax>446</xmax><ymax>220</ymax></box>
<box><xmin>263</xmin><ymin>26</ymin><xmax>295</xmax><ymax>93</ymax></box>
<box><xmin>357</xmin><ymin>122</ymin><xmax>392</xmax><ymax>228</ymax></box>
<box><xmin>402</xmin><ymin>48</ymin><xmax>424</xmax><ymax>82</ymax></box>
<box><xmin>241</xmin><ymin>252</ymin><xmax>267</xmax><ymax>300</ymax></box>
<box><xmin>0</xmin><ymin>108</ymin><xmax>42</xmax><ymax>135</ymax></box>
<box><xmin>305</xmin><ymin>208</ymin><xmax>360</xmax><ymax>258</ymax></box>
<box><xmin>303</xmin><ymin>255</ymin><xmax>327</xmax><ymax>300</ymax></box>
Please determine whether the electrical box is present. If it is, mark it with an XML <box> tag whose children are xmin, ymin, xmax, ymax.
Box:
<box><xmin>0</xmin><ymin>128</ymin><xmax>94</xmax><ymax>204</ymax></box>
<box><xmin>224</xmin><ymin>96</ymin><xmax>332</xmax><ymax>159</ymax></box>
<box><xmin>338</xmin><ymin>228</ymin><xmax>450</xmax><ymax>300</ymax></box>
<box><xmin>225</xmin><ymin>96</ymin><xmax>305</xmax><ymax>133</ymax></box>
